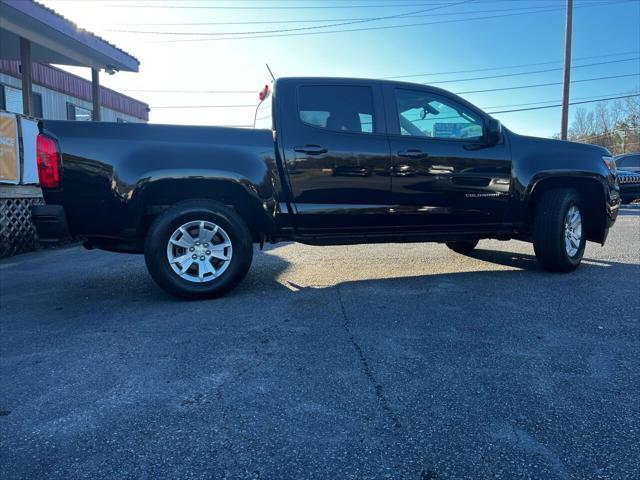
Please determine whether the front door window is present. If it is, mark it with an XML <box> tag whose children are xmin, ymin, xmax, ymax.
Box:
<box><xmin>395</xmin><ymin>89</ymin><xmax>484</xmax><ymax>141</ymax></box>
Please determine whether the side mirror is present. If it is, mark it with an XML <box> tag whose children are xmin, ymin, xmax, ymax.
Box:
<box><xmin>486</xmin><ymin>118</ymin><xmax>502</xmax><ymax>145</ymax></box>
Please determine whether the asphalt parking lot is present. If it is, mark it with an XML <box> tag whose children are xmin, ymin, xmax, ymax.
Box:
<box><xmin>1</xmin><ymin>206</ymin><xmax>639</xmax><ymax>480</ymax></box>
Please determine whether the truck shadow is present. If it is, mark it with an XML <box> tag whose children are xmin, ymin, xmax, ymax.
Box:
<box><xmin>41</xmin><ymin>242</ymin><xmax>638</xmax><ymax>311</ymax></box>
<box><xmin>465</xmin><ymin>248</ymin><xmax>542</xmax><ymax>270</ymax></box>
<box><xmin>234</xmin><ymin>245</ymin><xmax>639</xmax><ymax>301</ymax></box>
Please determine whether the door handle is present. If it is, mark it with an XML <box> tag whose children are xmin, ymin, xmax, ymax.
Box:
<box><xmin>294</xmin><ymin>145</ymin><xmax>327</xmax><ymax>155</ymax></box>
<box><xmin>429</xmin><ymin>164</ymin><xmax>454</xmax><ymax>174</ymax></box>
<box><xmin>397</xmin><ymin>149</ymin><xmax>428</xmax><ymax>159</ymax></box>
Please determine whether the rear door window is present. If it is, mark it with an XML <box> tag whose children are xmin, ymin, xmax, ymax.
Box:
<box><xmin>298</xmin><ymin>85</ymin><xmax>375</xmax><ymax>134</ymax></box>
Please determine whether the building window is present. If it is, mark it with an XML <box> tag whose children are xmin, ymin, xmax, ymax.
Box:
<box><xmin>32</xmin><ymin>92</ymin><xmax>43</xmax><ymax>118</ymax></box>
<box><xmin>66</xmin><ymin>102</ymin><xmax>92</xmax><ymax>121</ymax></box>
<box><xmin>0</xmin><ymin>86</ymin><xmax>43</xmax><ymax>118</ymax></box>
<box><xmin>2</xmin><ymin>85</ymin><xmax>23</xmax><ymax>114</ymax></box>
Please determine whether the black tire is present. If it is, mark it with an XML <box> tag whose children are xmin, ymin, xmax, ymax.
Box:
<box><xmin>144</xmin><ymin>200</ymin><xmax>253</xmax><ymax>299</ymax></box>
<box><xmin>533</xmin><ymin>189</ymin><xmax>585</xmax><ymax>273</ymax></box>
<box><xmin>446</xmin><ymin>240</ymin><xmax>479</xmax><ymax>255</ymax></box>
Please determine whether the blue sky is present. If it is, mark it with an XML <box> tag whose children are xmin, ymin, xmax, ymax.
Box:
<box><xmin>43</xmin><ymin>0</ymin><xmax>640</xmax><ymax>137</ymax></box>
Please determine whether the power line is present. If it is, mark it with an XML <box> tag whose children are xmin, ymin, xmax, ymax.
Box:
<box><xmin>422</xmin><ymin>57</ymin><xmax>639</xmax><ymax>85</ymax></box>
<box><xmin>482</xmin><ymin>91</ymin><xmax>637</xmax><ymax>110</ymax></box>
<box><xmin>142</xmin><ymin>73</ymin><xmax>640</xmax><ymax>108</ymax></box>
<box><xmin>152</xmin><ymin>93</ymin><xmax>640</xmax><ymax>128</ymax></box>
<box><xmin>127</xmin><ymin>67</ymin><xmax>640</xmax><ymax>98</ymax></box>
<box><xmin>151</xmin><ymin>89</ymin><xmax>640</xmax><ymax>110</ymax></box>
<box><xmin>102</xmin><ymin>0</ymin><xmax>474</xmax><ymax>36</ymax></box>
<box><xmin>96</xmin><ymin>2</ymin><xmax>596</xmax><ymax>27</ymax></box>
<box><xmin>487</xmin><ymin>93</ymin><xmax>640</xmax><ymax>114</ymax></box>
<box><xmin>86</xmin><ymin>0</ymin><xmax>627</xmax><ymax>9</ymax></box>
<box><xmin>117</xmin><ymin>51</ymin><xmax>640</xmax><ymax>94</ymax></box>
<box><xmin>134</xmin><ymin>0</ymin><xmax>627</xmax><ymax>43</ymax></box>
<box><xmin>97</xmin><ymin>1</ymin><xmax>576</xmax><ymax>31</ymax></box>
<box><xmin>384</xmin><ymin>51</ymin><xmax>640</xmax><ymax>80</ymax></box>
<box><xmin>84</xmin><ymin>1</ymin><xmax>512</xmax><ymax>10</ymax></box>
<box><xmin>456</xmin><ymin>72</ymin><xmax>639</xmax><ymax>95</ymax></box>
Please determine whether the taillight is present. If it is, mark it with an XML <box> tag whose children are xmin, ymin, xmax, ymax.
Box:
<box><xmin>36</xmin><ymin>134</ymin><xmax>60</xmax><ymax>188</ymax></box>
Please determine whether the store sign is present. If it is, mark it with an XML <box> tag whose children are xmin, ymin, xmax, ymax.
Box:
<box><xmin>434</xmin><ymin>122</ymin><xmax>482</xmax><ymax>139</ymax></box>
<box><xmin>0</xmin><ymin>112</ymin><xmax>19</xmax><ymax>183</ymax></box>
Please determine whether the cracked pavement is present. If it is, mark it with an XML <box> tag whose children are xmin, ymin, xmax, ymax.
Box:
<box><xmin>1</xmin><ymin>206</ymin><xmax>639</xmax><ymax>479</ymax></box>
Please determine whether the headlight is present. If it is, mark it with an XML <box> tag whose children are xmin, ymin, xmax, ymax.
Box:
<box><xmin>602</xmin><ymin>155</ymin><xmax>616</xmax><ymax>172</ymax></box>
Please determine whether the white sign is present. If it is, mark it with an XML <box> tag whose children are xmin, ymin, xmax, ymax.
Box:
<box><xmin>20</xmin><ymin>117</ymin><xmax>39</xmax><ymax>184</ymax></box>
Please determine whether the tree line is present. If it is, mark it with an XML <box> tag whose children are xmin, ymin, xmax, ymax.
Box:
<box><xmin>554</xmin><ymin>95</ymin><xmax>640</xmax><ymax>155</ymax></box>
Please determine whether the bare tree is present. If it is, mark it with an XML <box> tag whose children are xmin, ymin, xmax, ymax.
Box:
<box><xmin>564</xmin><ymin>95</ymin><xmax>640</xmax><ymax>154</ymax></box>
<box><xmin>569</xmin><ymin>107</ymin><xmax>595</xmax><ymax>138</ymax></box>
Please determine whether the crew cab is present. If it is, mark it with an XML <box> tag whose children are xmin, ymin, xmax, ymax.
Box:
<box><xmin>31</xmin><ymin>77</ymin><xmax>620</xmax><ymax>299</ymax></box>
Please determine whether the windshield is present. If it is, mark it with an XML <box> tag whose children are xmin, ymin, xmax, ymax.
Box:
<box><xmin>616</xmin><ymin>154</ymin><xmax>640</xmax><ymax>169</ymax></box>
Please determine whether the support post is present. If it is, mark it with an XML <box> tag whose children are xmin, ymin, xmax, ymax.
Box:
<box><xmin>91</xmin><ymin>68</ymin><xmax>101</xmax><ymax>121</ymax></box>
<box><xmin>19</xmin><ymin>37</ymin><xmax>33</xmax><ymax>117</ymax></box>
<box><xmin>560</xmin><ymin>0</ymin><xmax>573</xmax><ymax>140</ymax></box>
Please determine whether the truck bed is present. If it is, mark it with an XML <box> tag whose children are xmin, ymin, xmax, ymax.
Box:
<box><xmin>39</xmin><ymin>121</ymin><xmax>280</xmax><ymax>243</ymax></box>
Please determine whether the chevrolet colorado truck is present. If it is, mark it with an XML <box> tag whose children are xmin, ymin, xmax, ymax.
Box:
<box><xmin>31</xmin><ymin>77</ymin><xmax>620</xmax><ymax>299</ymax></box>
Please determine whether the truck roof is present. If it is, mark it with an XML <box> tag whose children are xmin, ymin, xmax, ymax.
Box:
<box><xmin>276</xmin><ymin>76</ymin><xmax>453</xmax><ymax>92</ymax></box>
<box><xmin>274</xmin><ymin>76</ymin><xmax>483</xmax><ymax>114</ymax></box>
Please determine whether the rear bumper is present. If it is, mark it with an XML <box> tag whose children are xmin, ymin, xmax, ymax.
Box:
<box><xmin>31</xmin><ymin>205</ymin><xmax>70</xmax><ymax>243</ymax></box>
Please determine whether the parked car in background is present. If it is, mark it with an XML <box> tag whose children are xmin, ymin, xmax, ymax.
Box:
<box><xmin>614</xmin><ymin>152</ymin><xmax>640</xmax><ymax>172</ymax></box>
<box><xmin>617</xmin><ymin>171</ymin><xmax>640</xmax><ymax>204</ymax></box>
<box><xmin>31</xmin><ymin>77</ymin><xmax>620</xmax><ymax>299</ymax></box>
<box><xmin>614</xmin><ymin>153</ymin><xmax>640</xmax><ymax>204</ymax></box>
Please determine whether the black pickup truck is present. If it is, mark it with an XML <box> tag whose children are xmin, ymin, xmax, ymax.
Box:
<box><xmin>32</xmin><ymin>77</ymin><xmax>620</xmax><ymax>299</ymax></box>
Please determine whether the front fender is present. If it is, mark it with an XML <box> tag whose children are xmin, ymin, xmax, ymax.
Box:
<box><xmin>506</xmin><ymin>131</ymin><xmax>616</xmax><ymax>224</ymax></box>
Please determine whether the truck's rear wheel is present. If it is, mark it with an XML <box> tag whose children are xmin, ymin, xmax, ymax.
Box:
<box><xmin>533</xmin><ymin>189</ymin><xmax>585</xmax><ymax>272</ymax></box>
<box><xmin>144</xmin><ymin>200</ymin><xmax>253</xmax><ymax>299</ymax></box>
<box><xmin>446</xmin><ymin>240</ymin><xmax>479</xmax><ymax>255</ymax></box>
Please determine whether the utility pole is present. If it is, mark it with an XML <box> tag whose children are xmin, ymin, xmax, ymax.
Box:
<box><xmin>560</xmin><ymin>0</ymin><xmax>573</xmax><ymax>140</ymax></box>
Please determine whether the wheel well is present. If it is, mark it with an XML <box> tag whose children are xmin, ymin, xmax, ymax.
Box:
<box><xmin>529</xmin><ymin>177</ymin><xmax>607</xmax><ymax>243</ymax></box>
<box><xmin>136</xmin><ymin>179</ymin><xmax>271</xmax><ymax>243</ymax></box>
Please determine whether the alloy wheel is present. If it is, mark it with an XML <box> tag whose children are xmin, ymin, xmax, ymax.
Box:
<box><xmin>166</xmin><ymin>220</ymin><xmax>233</xmax><ymax>283</ymax></box>
<box><xmin>563</xmin><ymin>205</ymin><xmax>582</xmax><ymax>257</ymax></box>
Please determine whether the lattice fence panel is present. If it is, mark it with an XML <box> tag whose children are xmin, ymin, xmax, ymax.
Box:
<box><xmin>0</xmin><ymin>197</ymin><xmax>44</xmax><ymax>258</ymax></box>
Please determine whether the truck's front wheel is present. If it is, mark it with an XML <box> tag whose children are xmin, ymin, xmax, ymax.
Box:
<box><xmin>144</xmin><ymin>200</ymin><xmax>253</xmax><ymax>299</ymax></box>
<box><xmin>533</xmin><ymin>189</ymin><xmax>585</xmax><ymax>272</ymax></box>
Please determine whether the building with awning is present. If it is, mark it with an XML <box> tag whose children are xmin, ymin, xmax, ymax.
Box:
<box><xmin>0</xmin><ymin>0</ymin><xmax>148</xmax><ymax>122</ymax></box>
<box><xmin>0</xmin><ymin>60</ymin><xmax>149</xmax><ymax>122</ymax></box>
<box><xmin>0</xmin><ymin>0</ymin><xmax>148</xmax><ymax>257</ymax></box>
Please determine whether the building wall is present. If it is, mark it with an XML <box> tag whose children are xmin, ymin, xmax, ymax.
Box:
<box><xmin>0</xmin><ymin>73</ymin><xmax>145</xmax><ymax>123</ymax></box>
